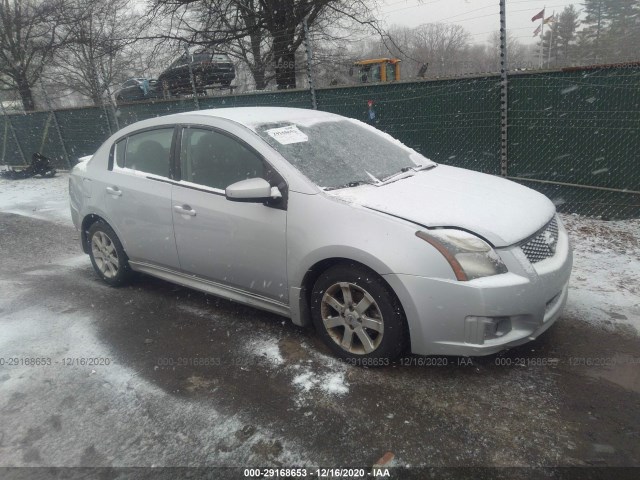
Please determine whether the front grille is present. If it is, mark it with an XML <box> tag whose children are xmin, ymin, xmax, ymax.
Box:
<box><xmin>521</xmin><ymin>217</ymin><xmax>558</xmax><ymax>263</ymax></box>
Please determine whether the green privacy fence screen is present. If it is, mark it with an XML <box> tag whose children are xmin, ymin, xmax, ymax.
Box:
<box><xmin>1</xmin><ymin>65</ymin><xmax>638</xmax><ymax>218</ymax></box>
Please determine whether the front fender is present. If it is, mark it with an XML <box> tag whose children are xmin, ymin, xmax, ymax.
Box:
<box><xmin>285</xmin><ymin>192</ymin><xmax>457</xmax><ymax>326</ymax></box>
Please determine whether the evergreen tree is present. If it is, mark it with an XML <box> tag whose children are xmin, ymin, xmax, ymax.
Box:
<box><xmin>580</xmin><ymin>0</ymin><xmax>611</xmax><ymax>62</ymax></box>
<box><xmin>580</xmin><ymin>0</ymin><xmax>640</xmax><ymax>63</ymax></box>
<box><xmin>542</xmin><ymin>7</ymin><xmax>579</xmax><ymax>67</ymax></box>
<box><xmin>555</xmin><ymin>6</ymin><xmax>581</xmax><ymax>65</ymax></box>
<box><xmin>604</xmin><ymin>0</ymin><xmax>640</xmax><ymax>61</ymax></box>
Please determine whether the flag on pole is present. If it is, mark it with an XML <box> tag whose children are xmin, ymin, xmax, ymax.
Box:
<box><xmin>532</xmin><ymin>9</ymin><xmax>545</xmax><ymax>22</ymax></box>
<box><xmin>544</xmin><ymin>15</ymin><xmax>555</xmax><ymax>24</ymax></box>
<box><xmin>533</xmin><ymin>25</ymin><xmax>542</xmax><ymax>37</ymax></box>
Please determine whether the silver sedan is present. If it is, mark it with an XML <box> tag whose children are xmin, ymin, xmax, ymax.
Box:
<box><xmin>69</xmin><ymin>107</ymin><xmax>572</xmax><ymax>361</ymax></box>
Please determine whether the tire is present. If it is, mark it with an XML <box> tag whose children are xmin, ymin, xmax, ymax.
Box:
<box><xmin>310</xmin><ymin>263</ymin><xmax>408</xmax><ymax>363</ymax></box>
<box><xmin>87</xmin><ymin>221</ymin><xmax>133</xmax><ymax>287</ymax></box>
<box><xmin>115</xmin><ymin>95</ymin><xmax>124</xmax><ymax>105</ymax></box>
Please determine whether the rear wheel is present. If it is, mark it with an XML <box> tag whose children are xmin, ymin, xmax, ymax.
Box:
<box><xmin>311</xmin><ymin>264</ymin><xmax>407</xmax><ymax>363</ymax></box>
<box><xmin>87</xmin><ymin>221</ymin><xmax>133</xmax><ymax>287</ymax></box>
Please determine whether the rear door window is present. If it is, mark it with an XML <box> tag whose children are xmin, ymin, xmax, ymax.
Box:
<box><xmin>113</xmin><ymin>128</ymin><xmax>174</xmax><ymax>178</ymax></box>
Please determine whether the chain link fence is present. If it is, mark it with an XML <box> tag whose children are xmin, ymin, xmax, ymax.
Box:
<box><xmin>1</xmin><ymin>64</ymin><xmax>639</xmax><ymax>219</ymax></box>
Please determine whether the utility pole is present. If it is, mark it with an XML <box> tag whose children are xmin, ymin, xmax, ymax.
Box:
<box><xmin>499</xmin><ymin>0</ymin><xmax>508</xmax><ymax>177</ymax></box>
<box><xmin>547</xmin><ymin>11</ymin><xmax>555</xmax><ymax>67</ymax></box>
<box><xmin>303</xmin><ymin>17</ymin><xmax>318</xmax><ymax>110</ymax></box>
<box><xmin>185</xmin><ymin>44</ymin><xmax>200</xmax><ymax>110</ymax></box>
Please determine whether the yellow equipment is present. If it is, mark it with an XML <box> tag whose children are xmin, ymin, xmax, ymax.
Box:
<box><xmin>353</xmin><ymin>58</ymin><xmax>401</xmax><ymax>83</ymax></box>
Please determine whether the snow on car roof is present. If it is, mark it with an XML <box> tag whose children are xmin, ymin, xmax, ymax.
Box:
<box><xmin>178</xmin><ymin>107</ymin><xmax>342</xmax><ymax>129</ymax></box>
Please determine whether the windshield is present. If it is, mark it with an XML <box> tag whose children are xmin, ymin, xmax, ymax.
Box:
<box><xmin>192</xmin><ymin>53</ymin><xmax>213</xmax><ymax>62</ymax></box>
<box><xmin>255</xmin><ymin>119</ymin><xmax>433</xmax><ymax>189</ymax></box>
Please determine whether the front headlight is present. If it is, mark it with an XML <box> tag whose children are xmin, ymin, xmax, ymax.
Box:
<box><xmin>416</xmin><ymin>229</ymin><xmax>507</xmax><ymax>281</ymax></box>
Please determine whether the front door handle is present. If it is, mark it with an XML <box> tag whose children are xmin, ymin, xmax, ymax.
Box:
<box><xmin>174</xmin><ymin>205</ymin><xmax>196</xmax><ymax>216</ymax></box>
<box><xmin>106</xmin><ymin>186</ymin><xmax>122</xmax><ymax>196</ymax></box>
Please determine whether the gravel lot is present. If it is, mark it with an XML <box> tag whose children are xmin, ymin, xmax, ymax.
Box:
<box><xmin>0</xmin><ymin>174</ymin><xmax>638</xmax><ymax>478</ymax></box>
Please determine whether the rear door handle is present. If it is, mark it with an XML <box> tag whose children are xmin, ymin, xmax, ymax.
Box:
<box><xmin>106</xmin><ymin>186</ymin><xmax>122</xmax><ymax>196</ymax></box>
<box><xmin>174</xmin><ymin>205</ymin><xmax>196</xmax><ymax>216</ymax></box>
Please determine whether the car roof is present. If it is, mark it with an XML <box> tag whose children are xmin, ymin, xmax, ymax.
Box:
<box><xmin>174</xmin><ymin>107</ymin><xmax>342</xmax><ymax>130</ymax></box>
<box><xmin>111</xmin><ymin>108</ymin><xmax>345</xmax><ymax>141</ymax></box>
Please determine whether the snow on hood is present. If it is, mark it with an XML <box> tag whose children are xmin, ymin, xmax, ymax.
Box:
<box><xmin>326</xmin><ymin>165</ymin><xmax>555</xmax><ymax>247</ymax></box>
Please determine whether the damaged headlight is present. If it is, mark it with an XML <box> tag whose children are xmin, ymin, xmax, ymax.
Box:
<box><xmin>416</xmin><ymin>229</ymin><xmax>508</xmax><ymax>281</ymax></box>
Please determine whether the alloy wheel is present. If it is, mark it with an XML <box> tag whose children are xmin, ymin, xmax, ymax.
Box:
<box><xmin>321</xmin><ymin>282</ymin><xmax>384</xmax><ymax>355</ymax></box>
<box><xmin>91</xmin><ymin>231</ymin><xmax>119</xmax><ymax>279</ymax></box>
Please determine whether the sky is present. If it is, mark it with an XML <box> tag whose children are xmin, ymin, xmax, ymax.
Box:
<box><xmin>379</xmin><ymin>0</ymin><xmax>584</xmax><ymax>45</ymax></box>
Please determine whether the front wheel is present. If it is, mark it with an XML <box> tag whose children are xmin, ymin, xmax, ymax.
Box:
<box><xmin>311</xmin><ymin>264</ymin><xmax>408</xmax><ymax>363</ymax></box>
<box><xmin>87</xmin><ymin>221</ymin><xmax>133</xmax><ymax>287</ymax></box>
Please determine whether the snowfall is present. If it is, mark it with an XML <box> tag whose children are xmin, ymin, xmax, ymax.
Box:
<box><xmin>0</xmin><ymin>171</ymin><xmax>638</xmax><ymax>467</ymax></box>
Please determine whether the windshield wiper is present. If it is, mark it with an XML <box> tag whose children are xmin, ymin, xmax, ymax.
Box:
<box><xmin>323</xmin><ymin>179</ymin><xmax>377</xmax><ymax>191</ymax></box>
<box><xmin>323</xmin><ymin>164</ymin><xmax>438</xmax><ymax>191</ymax></box>
<box><xmin>414</xmin><ymin>163</ymin><xmax>437</xmax><ymax>171</ymax></box>
<box><xmin>379</xmin><ymin>164</ymin><xmax>436</xmax><ymax>185</ymax></box>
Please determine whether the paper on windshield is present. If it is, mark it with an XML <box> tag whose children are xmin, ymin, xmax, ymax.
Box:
<box><xmin>265</xmin><ymin>125</ymin><xmax>308</xmax><ymax>145</ymax></box>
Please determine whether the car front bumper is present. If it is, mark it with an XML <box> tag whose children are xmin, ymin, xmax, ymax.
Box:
<box><xmin>384</xmin><ymin>222</ymin><xmax>573</xmax><ymax>357</ymax></box>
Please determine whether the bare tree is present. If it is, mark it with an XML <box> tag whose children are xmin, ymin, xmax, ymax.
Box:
<box><xmin>488</xmin><ymin>31</ymin><xmax>529</xmax><ymax>72</ymax></box>
<box><xmin>463</xmin><ymin>43</ymin><xmax>496</xmax><ymax>74</ymax></box>
<box><xmin>356</xmin><ymin>23</ymin><xmax>471</xmax><ymax>80</ymax></box>
<box><xmin>151</xmin><ymin>0</ymin><xmax>380</xmax><ymax>90</ymax></box>
<box><xmin>410</xmin><ymin>23</ymin><xmax>470</xmax><ymax>77</ymax></box>
<box><xmin>196</xmin><ymin>0</ymin><xmax>275</xmax><ymax>90</ymax></box>
<box><xmin>0</xmin><ymin>0</ymin><xmax>67</xmax><ymax>111</ymax></box>
<box><xmin>51</xmin><ymin>0</ymin><xmax>144</xmax><ymax>105</ymax></box>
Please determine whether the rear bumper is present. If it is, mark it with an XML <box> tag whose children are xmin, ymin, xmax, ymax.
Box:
<box><xmin>384</xmin><ymin>222</ymin><xmax>573</xmax><ymax>356</ymax></box>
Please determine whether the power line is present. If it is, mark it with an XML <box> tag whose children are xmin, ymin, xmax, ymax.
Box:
<box><xmin>383</xmin><ymin>2</ymin><xmax>579</xmax><ymax>25</ymax></box>
<box><xmin>382</xmin><ymin>0</ymin><xmax>495</xmax><ymax>17</ymax></box>
<box><xmin>382</xmin><ymin>0</ymin><xmax>450</xmax><ymax>9</ymax></box>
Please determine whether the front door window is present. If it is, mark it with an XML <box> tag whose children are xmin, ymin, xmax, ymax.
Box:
<box><xmin>180</xmin><ymin>128</ymin><xmax>265</xmax><ymax>190</ymax></box>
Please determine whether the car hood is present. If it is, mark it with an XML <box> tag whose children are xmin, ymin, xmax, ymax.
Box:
<box><xmin>325</xmin><ymin>165</ymin><xmax>555</xmax><ymax>247</ymax></box>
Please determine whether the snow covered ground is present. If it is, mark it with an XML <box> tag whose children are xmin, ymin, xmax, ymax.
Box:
<box><xmin>1</xmin><ymin>173</ymin><xmax>638</xmax><ymax>334</ymax></box>
<box><xmin>0</xmin><ymin>172</ymin><xmax>71</xmax><ymax>225</ymax></box>
<box><xmin>562</xmin><ymin>215</ymin><xmax>640</xmax><ymax>335</ymax></box>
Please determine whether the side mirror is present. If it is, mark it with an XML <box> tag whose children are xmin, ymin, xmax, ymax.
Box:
<box><xmin>225</xmin><ymin>178</ymin><xmax>281</xmax><ymax>202</ymax></box>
